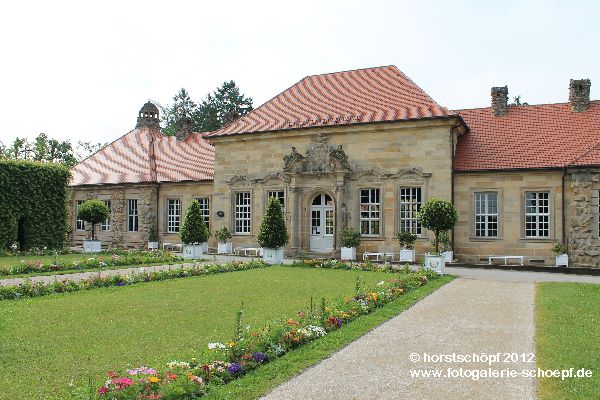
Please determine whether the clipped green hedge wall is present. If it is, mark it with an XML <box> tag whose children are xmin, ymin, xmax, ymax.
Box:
<box><xmin>0</xmin><ymin>160</ymin><xmax>71</xmax><ymax>250</ymax></box>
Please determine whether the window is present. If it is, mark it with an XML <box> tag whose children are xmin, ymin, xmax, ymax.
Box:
<box><xmin>195</xmin><ymin>197</ymin><xmax>210</xmax><ymax>230</ymax></box>
<box><xmin>101</xmin><ymin>200</ymin><xmax>111</xmax><ymax>231</ymax></box>
<box><xmin>76</xmin><ymin>200</ymin><xmax>85</xmax><ymax>231</ymax></box>
<box><xmin>360</xmin><ymin>188</ymin><xmax>380</xmax><ymax>235</ymax></box>
<box><xmin>474</xmin><ymin>192</ymin><xmax>498</xmax><ymax>237</ymax></box>
<box><xmin>593</xmin><ymin>190</ymin><xmax>600</xmax><ymax>239</ymax></box>
<box><xmin>235</xmin><ymin>192</ymin><xmax>251</xmax><ymax>234</ymax></box>
<box><xmin>167</xmin><ymin>199</ymin><xmax>181</xmax><ymax>233</ymax></box>
<box><xmin>399</xmin><ymin>187</ymin><xmax>422</xmax><ymax>235</ymax></box>
<box><xmin>127</xmin><ymin>199</ymin><xmax>139</xmax><ymax>232</ymax></box>
<box><xmin>267</xmin><ymin>190</ymin><xmax>285</xmax><ymax>212</ymax></box>
<box><xmin>525</xmin><ymin>191</ymin><xmax>550</xmax><ymax>238</ymax></box>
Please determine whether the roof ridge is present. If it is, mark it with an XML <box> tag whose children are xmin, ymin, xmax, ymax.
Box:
<box><xmin>302</xmin><ymin>65</ymin><xmax>396</xmax><ymax>79</ymax></box>
<box><xmin>454</xmin><ymin>99</ymin><xmax>600</xmax><ymax>113</ymax></box>
<box><xmin>566</xmin><ymin>138</ymin><xmax>600</xmax><ymax>167</ymax></box>
<box><xmin>73</xmin><ymin>128</ymin><xmax>138</xmax><ymax>166</ymax></box>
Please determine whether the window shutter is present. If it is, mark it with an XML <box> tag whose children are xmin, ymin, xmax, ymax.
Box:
<box><xmin>592</xmin><ymin>190</ymin><xmax>600</xmax><ymax>239</ymax></box>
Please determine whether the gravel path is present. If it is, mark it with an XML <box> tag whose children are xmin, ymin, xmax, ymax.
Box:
<box><xmin>263</xmin><ymin>278</ymin><xmax>536</xmax><ymax>400</ymax></box>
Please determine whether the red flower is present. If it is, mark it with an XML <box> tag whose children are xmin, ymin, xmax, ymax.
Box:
<box><xmin>98</xmin><ymin>386</ymin><xmax>108</xmax><ymax>395</ymax></box>
<box><xmin>167</xmin><ymin>372</ymin><xmax>177</xmax><ymax>380</ymax></box>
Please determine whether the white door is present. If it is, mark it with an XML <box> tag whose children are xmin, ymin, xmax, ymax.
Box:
<box><xmin>309</xmin><ymin>193</ymin><xmax>334</xmax><ymax>252</ymax></box>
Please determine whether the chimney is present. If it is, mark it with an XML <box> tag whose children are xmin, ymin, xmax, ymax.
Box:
<box><xmin>175</xmin><ymin>117</ymin><xmax>194</xmax><ymax>140</ymax></box>
<box><xmin>569</xmin><ymin>79</ymin><xmax>591</xmax><ymax>112</ymax></box>
<box><xmin>491</xmin><ymin>86</ymin><xmax>508</xmax><ymax>116</ymax></box>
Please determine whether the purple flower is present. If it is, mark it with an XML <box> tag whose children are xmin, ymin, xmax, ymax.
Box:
<box><xmin>228</xmin><ymin>362</ymin><xmax>243</xmax><ymax>375</ymax></box>
<box><xmin>116</xmin><ymin>281</ymin><xmax>125</xmax><ymax>286</ymax></box>
<box><xmin>252</xmin><ymin>352</ymin><xmax>268</xmax><ymax>363</ymax></box>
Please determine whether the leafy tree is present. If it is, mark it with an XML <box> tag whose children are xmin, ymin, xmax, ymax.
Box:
<box><xmin>258</xmin><ymin>197</ymin><xmax>288</xmax><ymax>249</ymax></box>
<box><xmin>180</xmin><ymin>200</ymin><xmax>209</xmax><ymax>245</ymax></box>
<box><xmin>396</xmin><ymin>231</ymin><xmax>417</xmax><ymax>250</ymax></box>
<box><xmin>160</xmin><ymin>88</ymin><xmax>198</xmax><ymax>136</ymax></box>
<box><xmin>3</xmin><ymin>134</ymin><xmax>79</xmax><ymax>167</ymax></box>
<box><xmin>77</xmin><ymin>200</ymin><xmax>110</xmax><ymax>241</ymax></box>
<box><xmin>417</xmin><ymin>198</ymin><xmax>458</xmax><ymax>254</ymax></box>
<box><xmin>339</xmin><ymin>226</ymin><xmax>361</xmax><ymax>248</ymax></box>
<box><xmin>75</xmin><ymin>141</ymin><xmax>105</xmax><ymax>162</ymax></box>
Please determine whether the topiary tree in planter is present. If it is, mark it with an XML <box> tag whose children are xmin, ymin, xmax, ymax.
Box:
<box><xmin>258</xmin><ymin>197</ymin><xmax>288</xmax><ymax>263</ymax></box>
<box><xmin>397</xmin><ymin>230</ymin><xmax>417</xmax><ymax>262</ymax></box>
<box><xmin>215</xmin><ymin>226</ymin><xmax>233</xmax><ymax>254</ymax></box>
<box><xmin>147</xmin><ymin>223</ymin><xmax>159</xmax><ymax>250</ymax></box>
<box><xmin>180</xmin><ymin>200</ymin><xmax>209</xmax><ymax>259</ymax></box>
<box><xmin>77</xmin><ymin>199</ymin><xmax>109</xmax><ymax>241</ymax></box>
<box><xmin>417</xmin><ymin>198</ymin><xmax>458</xmax><ymax>255</ymax></box>
<box><xmin>339</xmin><ymin>226</ymin><xmax>361</xmax><ymax>260</ymax></box>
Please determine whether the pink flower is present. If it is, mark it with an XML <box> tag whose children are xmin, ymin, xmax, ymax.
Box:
<box><xmin>98</xmin><ymin>386</ymin><xmax>108</xmax><ymax>395</ymax></box>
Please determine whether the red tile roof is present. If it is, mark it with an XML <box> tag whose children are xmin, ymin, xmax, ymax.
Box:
<box><xmin>209</xmin><ymin>65</ymin><xmax>450</xmax><ymax>136</ymax></box>
<box><xmin>71</xmin><ymin>129</ymin><xmax>214</xmax><ymax>186</ymax></box>
<box><xmin>454</xmin><ymin>101</ymin><xmax>600</xmax><ymax>171</ymax></box>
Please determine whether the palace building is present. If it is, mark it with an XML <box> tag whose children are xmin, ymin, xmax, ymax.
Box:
<box><xmin>70</xmin><ymin>66</ymin><xmax>600</xmax><ymax>267</ymax></box>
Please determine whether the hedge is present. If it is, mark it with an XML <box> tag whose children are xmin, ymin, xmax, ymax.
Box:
<box><xmin>0</xmin><ymin>160</ymin><xmax>71</xmax><ymax>250</ymax></box>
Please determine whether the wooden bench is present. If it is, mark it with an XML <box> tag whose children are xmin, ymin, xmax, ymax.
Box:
<box><xmin>363</xmin><ymin>252</ymin><xmax>395</xmax><ymax>262</ymax></box>
<box><xmin>233</xmin><ymin>245</ymin><xmax>262</xmax><ymax>256</ymax></box>
<box><xmin>162</xmin><ymin>243</ymin><xmax>183</xmax><ymax>252</ymax></box>
<box><xmin>488</xmin><ymin>256</ymin><xmax>524</xmax><ymax>266</ymax></box>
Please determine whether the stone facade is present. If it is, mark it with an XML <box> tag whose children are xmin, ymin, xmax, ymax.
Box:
<box><xmin>454</xmin><ymin>171</ymin><xmax>565</xmax><ymax>264</ymax></box>
<box><xmin>568</xmin><ymin>169</ymin><xmax>600</xmax><ymax>266</ymax></box>
<box><xmin>210</xmin><ymin>118</ymin><xmax>461</xmax><ymax>257</ymax></box>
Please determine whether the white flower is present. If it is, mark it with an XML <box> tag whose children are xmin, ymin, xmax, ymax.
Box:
<box><xmin>377</xmin><ymin>281</ymin><xmax>385</xmax><ymax>286</ymax></box>
<box><xmin>208</xmin><ymin>342</ymin><xmax>226</xmax><ymax>350</ymax></box>
<box><xmin>167</xmin><ymin>360</ymin><xmax>191</xmax><ymax>370</ymax></box>
<box><xmin>305</xmin><ymin>325</ymin><xmax>327</xmax><ymax>337</ymax></box>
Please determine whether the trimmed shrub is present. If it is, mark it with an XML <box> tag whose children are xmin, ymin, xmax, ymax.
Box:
<box><xmin>180</xmin><ymin>200</ymin><xmax>209</xmax><ymax>245</ymax></box>
<box><xmin>339</xmin><ymin>226</ymin><xmax>361</xmax><ymax>248</ymax></box>
<box><xmin>0</xmin><ymin>160</ymin><xmax>71</xmax><ymax>250</ymax></box>
<box><xmin>258</xmin><ymin>197</ymin><xmax>288</xmax><ymax>249</ymax></box>
<box><xmin>417</xmin><ymin>198</ymin><xmax>458</xmax><ymax>254</ymax></box>
<box><xmin>77</xmin><ymin>199</ymin><xmax>109</xmax><ymax>240</ymax></box>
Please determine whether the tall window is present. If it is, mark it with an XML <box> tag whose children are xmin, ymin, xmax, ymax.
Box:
<box><xmin>101</xmin><ymin>200</ymin><xmax>111</xmax><ymax>231</ymax></box>
<box><xmin>267</xmin><ymin>190</ymin><xmax>285</xmax><ymax>212</ymax></box>
<box><xmin>167</xmin><ymin>199</ymin><xmax>181</xmax><ymax>233</ymax></box>
<box><xmin>399</xmin><ymin>187</ymin><xmax>422</xmax><ymax>235</ymax></box>
<box><xmin>360</xmin><ymin>188</ymin><xmax>380</xmax><ymax>235</ymax></box>
<box><xmin>128</xmin><ymin>199</ymin><xmax>139</xmax><ymax>232</ymax></box>
<box><xmin>474</xmin><ymin>192</ymin><xmax>498</xmax><ymax>237</ymax></box>
<box><xmin>235</xmin><ymin>192</ymin><xmax>251</xmax><ymax>234</ymax></box>
<box><xmin>76</xmin><ymin>200</ymin><xmax>85</xmax><ymax>231</ymax></box>
<box><xmin>525</xmin><ymin>191</ymin><xmax>550</xmax><ymax>238</ymax></box>
<box><xmin>195</xmin><ymin>197</ymin><xmax>210</xmax><ymax>230</ymax></box>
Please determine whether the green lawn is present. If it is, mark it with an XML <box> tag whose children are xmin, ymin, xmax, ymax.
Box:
<box><xmin>536</xmin><ymin>282</ymin><xmax>600</xmax><ymax>400</ymax></box>
<box><xmin>0</xmin><ymin>266</ymin><xmax>443</xmax><ymax>400</ymax></box>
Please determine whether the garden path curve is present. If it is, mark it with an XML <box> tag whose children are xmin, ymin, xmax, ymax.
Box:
<box><xmin>262</xmin><ymin>278</ymin><xmax>537</xmax><ymax>400</ymax></box>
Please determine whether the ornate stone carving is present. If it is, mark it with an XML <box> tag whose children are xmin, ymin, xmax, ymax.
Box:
<box><xmin>283</xmin><ymin>134</ymin><xmax>350</xmax><ymax>175</ymax></box>
<box><xmin>387</xmin><ymin>167</ymin><xmax>431</xmax><ymax>181</ymax></box>
<box><xmin>255</xmin><ymin>172</ymin><xmax>288</xmax><ymax>185</ymax></box>
<box><xmin>226</xmin><ymin>175</ymin><xmax>252</xmax><ymax>186</ymax></box>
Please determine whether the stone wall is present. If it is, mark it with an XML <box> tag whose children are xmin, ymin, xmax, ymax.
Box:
<box><xmin>454</xmin><ymin>171</ymin><xmax>565</xmax><ymax>264</ymax></box>
<box><xmin>209</xmin><ymin>119</ymin><xmax>459</xmax><ymax>256</ymax></box>
<box><xmin>568</xmin><ymin>169</ymin><xmax>600</xmax><ymax>267</ymax></box>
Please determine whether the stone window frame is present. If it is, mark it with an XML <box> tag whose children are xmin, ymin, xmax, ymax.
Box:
<box><xmin>357</xmin><ymin>186</ymin><xmax>383</xmax><ymax>238</ymax></box>
<box><xmin>75</xmin><ymin>200</ymin><xmax>86</xmax><ymax>231</ymax></box>
<box><xmin>395</xmin><ymin>185</ymin><xmax>427</xmax><ymax>239</ymax></box>
<box><xmin>232</xmin><ymin>189</ymin><xmax>253</xmax><ymax>236</ymax></box>
<box><xmin>127</xmin><ymin>199</ymin><xmax>139</xmax><ymax>232</ymax></box>
<box><xmin>165</xmin><ymin>197</ymin><xmax>182</xmax><ymax>234</ymax></box>
<box><xmin>265</xmin><ymin>188</ymin><xmax>286</xmax><ymax>212</ymax></box>
<box><xmin>100</xmin><ymin>199</ymin><xmax>112</xmax><ymax>231</ymax></box>
<box><xmin>469</xmin><ymin>188</ymin><xmax>504</xmax><ymax>241</ymax></box>
<box><xmin>193</xmin><ymin>196</ymin><xmax>211</xmax><ymax>232</ymax></box>
<box><xmin>520</xmin><ymin>188</ymin><xmax>554</xmax><ymax>241</ymax></box>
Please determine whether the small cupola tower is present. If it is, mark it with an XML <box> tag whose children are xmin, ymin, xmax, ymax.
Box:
<box><xmin>136</xmin><ymin>101</ymin><xmax>160</xmax><ymax>130</ymax></box>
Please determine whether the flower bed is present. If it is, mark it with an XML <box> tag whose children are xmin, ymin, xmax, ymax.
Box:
<box><xmin>0</xmin><ymin>260</ymin><xmax>268</xmax><ymax>301</ymax></box>
<box><xmin>291</xmin><ymin>257</ymin><xmax>412</xmax><ymax>272</ymax></box>
<box><xmin>69</xmin><ymin>268</ymin><xmax>439</xmax><ymax>399</ymax></box>
<box><xmin>0</xmin><ymin>250</ymin><xmax>183</xmax><ymax>277</ymax></box>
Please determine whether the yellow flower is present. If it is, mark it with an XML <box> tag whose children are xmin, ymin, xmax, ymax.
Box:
<box><xmin>149</xmin><ymin>376</ymin><xmax>160</xmax><ymax>383</ymax></box>
<box><xmin>226</xmin><ymin>341</ymin><xmax>236</xmax><ymax>348</ymax></box>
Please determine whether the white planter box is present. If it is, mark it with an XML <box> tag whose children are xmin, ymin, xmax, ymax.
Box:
<box><xmin>399</xmin><ymin>249</ymin><xmax>415</xmax><ymax>263</ymax></box>
<box><xmin>262</xmin><ymin>248</ymin><xmax>284</xmax><ymax>264</ymax></box>
<box><xmin>148</xmin><ymin>241</ymin><xmax>159</xmax><ymax>250</ymax></box>
<box><xmin>183</xmin><ymin>244</ymin><xmax>203</xmax><ymax>259</ymax></box>
<box><xmin>83</xmin><ymin>240</ymin><xmax>102</xmax><ymax>253</ymax></box>
<box><xmin>202</xmin><ymin>242</ymin><xmax>208</xmax><ymax>253</ymax></box>
<box><xmin>441</xmin><ymin>251</ymin><xmax>454</xmax><ymax>263</ymax></box>
<box><xmin>555</xmin><ymin>254</ymin><xmax>568</xmax><ymax>267</ymax></box>
<box><xmin>340</xmin><ymin>247</ymin><xmax>356</xmax><ymax>260</ymax></box>
<box><xmin>424</xmin><ymin>254</ymin><xmax>445</xmax><ymax>275</ymax></box>
<box><xmin>218</xmin><ymin>242</ymin><xmax>232</xmax><ymax>254</ymax></box>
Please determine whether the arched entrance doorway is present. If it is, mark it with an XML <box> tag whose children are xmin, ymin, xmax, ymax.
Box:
<box><xmin>309</xmin><ymin>193</ymin><xmax>334</xmax><ymax>252</ymax></box>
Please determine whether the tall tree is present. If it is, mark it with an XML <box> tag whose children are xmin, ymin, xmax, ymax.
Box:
<box><xmin>197</xmin><ymin>81</ymin><xmax>253</xmax><ymax>132</ymax></box>
<box><xmin>160</xmin><ymin>88</ymin><xmax>198</xmax><ymax>136</ymax></box>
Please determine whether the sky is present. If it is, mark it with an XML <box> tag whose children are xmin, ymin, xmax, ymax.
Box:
<box><xmin>1</xmin><ymin>0</ymin><xmax>599</xmax><ymax>145</ymax></box>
